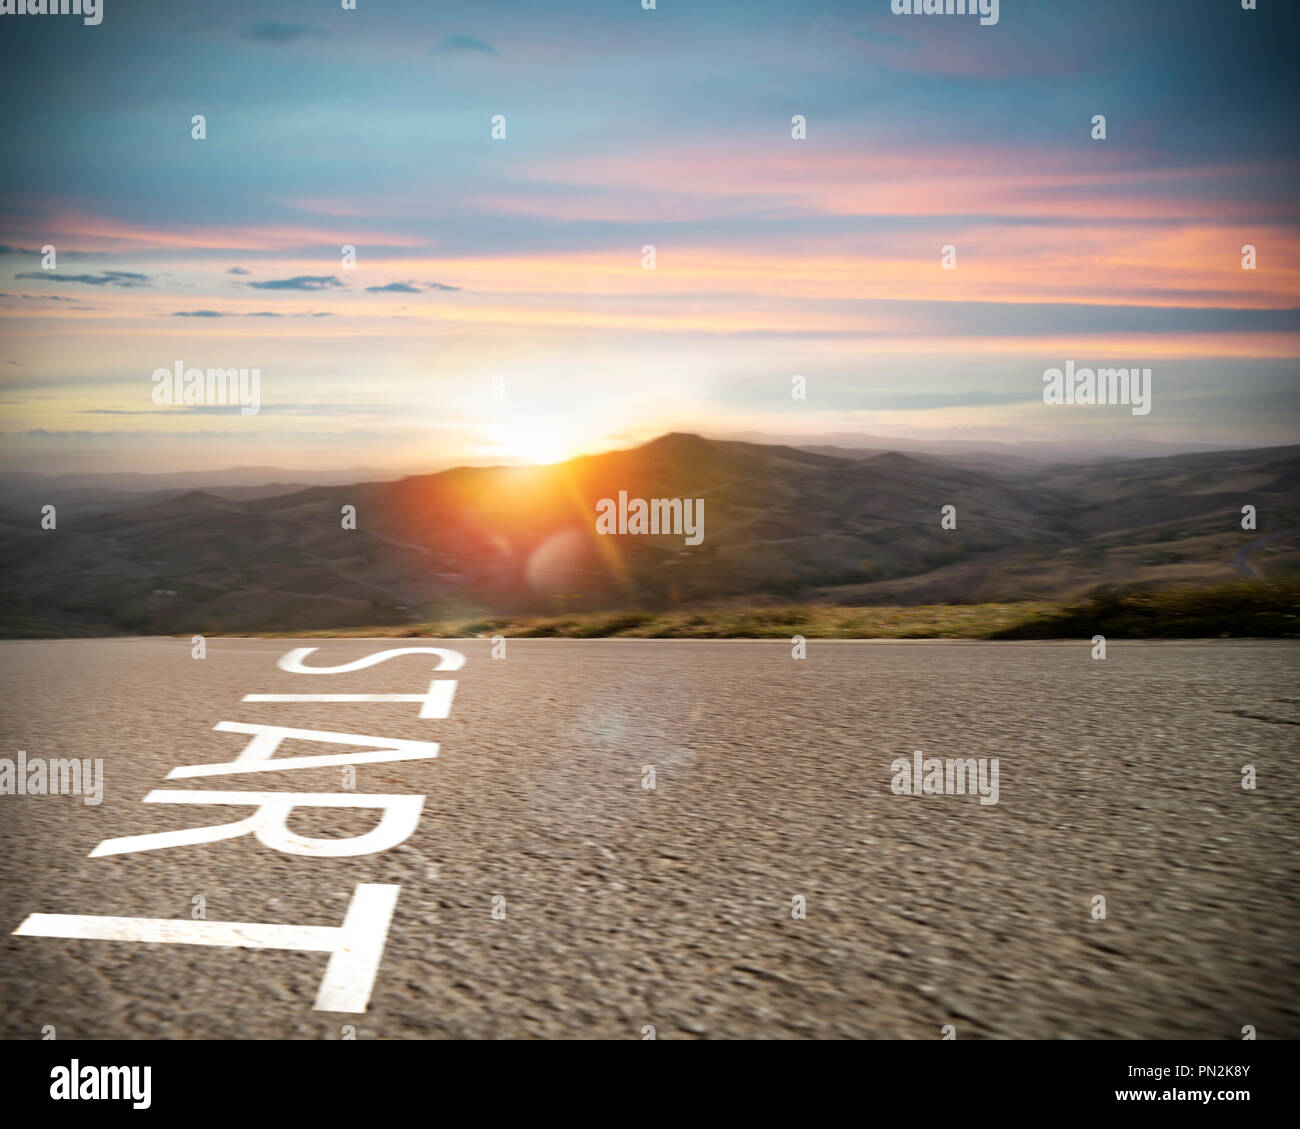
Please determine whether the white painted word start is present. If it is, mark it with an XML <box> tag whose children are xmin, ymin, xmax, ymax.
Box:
<box><xmin>11</xmin><ymin>645</ymin><xmax>465</xmax><ymax>1013</ymax></box>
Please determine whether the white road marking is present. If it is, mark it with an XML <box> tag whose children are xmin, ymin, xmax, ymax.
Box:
<box><xmin>168</xmin><ymin>721</ymin><xmax>439</xmax><ymax>778</ymax></box>
<box><xmin>12</xmin><ymin>643</ymin><xmax>470</xmax><ymax>1015</ymax></box>
<box><xmin>244</xmin><ymin>677</ymin><xmax>457</xmax><ymax>718</ymax></box>
<box><xmin>13</xmin><ymin>883</ymin><xmax>401</xmax><ymax>1013</ymax></box>
<box><xmin>318</xmin><ymin>882</ymin><xmax>402</xmax><ymax>1012</ymax></box>
<box><xmin>88</xmin><ymin>791</ymin><xmax>425</xmax><ymax>858</ymax></box>
<box><xmin>276</xmin><ymin>646</ymin><xmax>466</xmax><ymax>674</ymax></box>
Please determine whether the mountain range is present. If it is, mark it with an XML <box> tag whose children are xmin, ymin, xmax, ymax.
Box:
<box><xmin>1</xmin><ymin>434</ymin><xmax>1296</xmax><ymax>636</ymax></box>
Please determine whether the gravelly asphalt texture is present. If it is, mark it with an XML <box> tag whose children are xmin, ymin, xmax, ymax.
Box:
<box><xmin>1</xmin><ymin>637</ymin><xmax>1297</xmax><ymax>1040</ymax></box>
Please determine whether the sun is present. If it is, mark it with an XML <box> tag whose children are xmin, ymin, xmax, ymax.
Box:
<box><xmin>487</xmin><ymin>418</ymin><xmax>586</xmax><ymax>465</ymax></box>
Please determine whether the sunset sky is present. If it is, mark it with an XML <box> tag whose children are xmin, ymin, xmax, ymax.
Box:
<box><xmin>1</xmin><ymin>0</ymin><xmax>1297</xmax><ymax>474</ymax></box>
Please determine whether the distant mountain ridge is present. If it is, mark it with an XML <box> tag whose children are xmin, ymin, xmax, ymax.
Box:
<box><xmin>1</xmin><ymin>434</ymin><xmax>1296</xmax><ymax>635</ymax></box>
<box><xmin>720</xmin><ymin>430</ymin><xmax>1238</xmax><ymax>465</ymax></box>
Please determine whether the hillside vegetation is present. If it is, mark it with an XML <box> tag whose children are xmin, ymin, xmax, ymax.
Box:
<box><xmin>2</xmin><ymin>435</ymin><xmax>1297</xmax><ymax>636</ymax></box>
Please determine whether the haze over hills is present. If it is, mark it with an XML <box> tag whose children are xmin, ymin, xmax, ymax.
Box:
<box><xmin>0</xmin><ymin>434</ymin><xmax>1296</xmax><ymax>636</ymax></box>
<box><xmin>0</xmin><ymin>465</ymin><xmax>388</xmax><ymax>493</ymax></box>
<box><xmin>720</xmin><ymin>430</ymin><xmax>1237</xmax><ymax>466</ymax></box>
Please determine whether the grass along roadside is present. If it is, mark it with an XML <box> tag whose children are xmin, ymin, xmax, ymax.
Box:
<box><xmin>256</xmin><ymin>581</ymin><xmax>1300</xmax><ymax>641</ymax></box>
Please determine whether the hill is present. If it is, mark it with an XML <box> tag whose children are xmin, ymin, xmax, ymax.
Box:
<box><xmin>1</xmin><ymin>435</ymin><xmax>1296</xmax><ymax>635</ymax></box>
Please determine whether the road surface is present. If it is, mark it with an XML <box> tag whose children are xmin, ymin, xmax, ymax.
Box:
<box><xmin>1</xmin><ymin>638</ymin><xmax>1297</xmax><ymax>1039</ymax></box>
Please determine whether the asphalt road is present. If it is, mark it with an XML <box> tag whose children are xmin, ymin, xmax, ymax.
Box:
<box><xmin>1</xmin><ymin>638</ymin><xmax>1297</xmax><ymax>1040</ymax></box>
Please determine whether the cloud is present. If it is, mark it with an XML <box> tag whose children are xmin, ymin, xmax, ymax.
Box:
<box><xmin>82</xmin><ymin>408</ymin><xmax>255</xmax><ymax>416</ymax></box>
<box><xmin>247</xmin><ymin>275</ymin><xmax>345</xmax><ymax>291</ymax></box>
<box><xmin>227</xmin><ymin>266</ymin><xmax>251</xmax><ymax>275</ymax></box>
<box><xmin>0</xmin><ymin>293</ymin><xmax>87</xmax><ymax>304</ymax></box>
<box><xmin>7</xmin><ymin>360</ymin><xmax>25</xmax><ymax>366</ymax></box>
<box><xmin>170</xmin><ymin>310</ymin><xmax>337</xmax><ymax>319</ymax></box>
<box><xmin>14</xmin><ymin>271</ymin><xmax>152</xmax><ymax>288</ymax></box>
<box><xmin>432</xmin><ymin>34</ymin><xmax>499</xmax><ymax>57</ymax></box>
<box><xmin>364</xmin><ymin>280</ymin><xmax>461</xmax><ymax>293</ymax></box>
<box><xmin>0</xmin><ymin>246</ymin><xmax>105</xmax><ymax>261</ymax></box>
<box><xmin>242</xmin><ymin>21</ymin><xmax>329</xmax><ymax>44</ymax></box>
<box><xmin>80</xmin><ymin>403</ymin><xmax>392</xmax><ymax>418</ymax></box>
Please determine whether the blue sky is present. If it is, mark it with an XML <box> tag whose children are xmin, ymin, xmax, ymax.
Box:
<box><xmin>1</xmin><ymin>0</ymin><xmax>1297</xmax><ymax>472</ymax></box>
